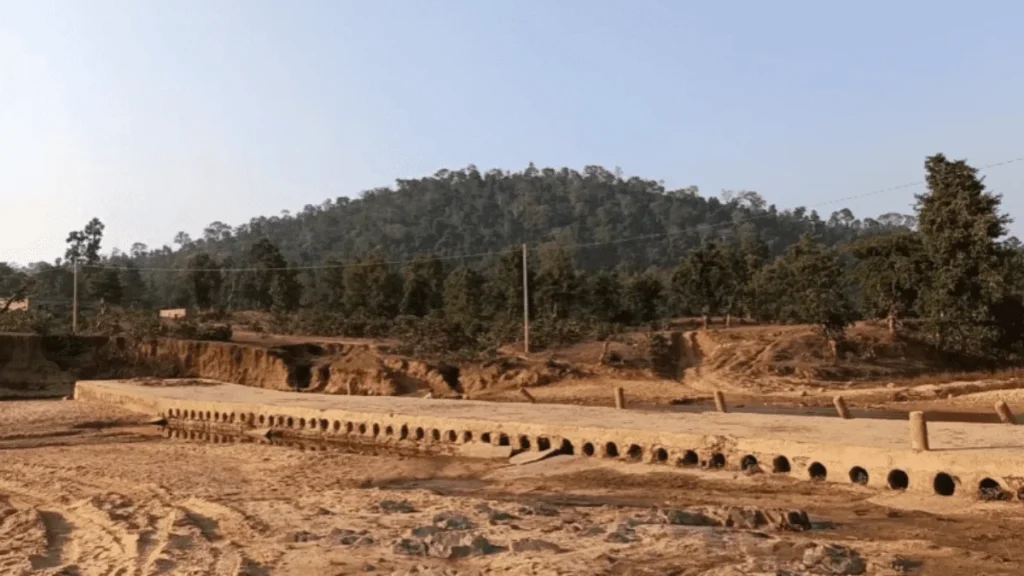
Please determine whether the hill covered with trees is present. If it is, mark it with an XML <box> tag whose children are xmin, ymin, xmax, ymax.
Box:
<box><xmin>3</xmin><ymin>155</ymin><xmax>1022</xmax><ymax>364</ymax></box>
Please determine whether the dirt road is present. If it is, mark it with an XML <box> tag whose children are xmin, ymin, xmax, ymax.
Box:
<box><xmin>1</xmin><ymin>400</ymin><xmax>1023</xmax><ymax>575</ymax></box>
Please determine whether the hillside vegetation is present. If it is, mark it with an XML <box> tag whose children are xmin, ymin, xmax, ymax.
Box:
<box><xmin>3</xmin><ymin>154</ymin><xmax>1023</xmax><ymax>369</ymax></box>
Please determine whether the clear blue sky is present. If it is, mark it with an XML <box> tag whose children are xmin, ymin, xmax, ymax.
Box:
<box><xmin>2</xmin><ymin>0</ymin><xmax>1023</xmax><ymax>264</ymax></box>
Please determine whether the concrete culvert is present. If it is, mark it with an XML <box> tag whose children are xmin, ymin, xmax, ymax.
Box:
<box><xmin>626</xmin><ymin>444</ymin><xmax>643</xmax><ymax>461</ymax></box>
<box><xmin>372</xmin><ymin>424</ymin><xmax>381</xmax><ymax>436</ymax></box>
<box><xmin>772</xmin><ymin>456</ymin><xmax>791</xmax><ymax>473</ymax></box>
<box><xmin>498</xmin><ymin>434</ymin><xmax>510</xmax><ymax>446</ymax></box>
<box><xmin>462</xmin><ymin>431</ymin><xmax>473</xmax><ymax>443</ymax></box>
<box><xmin>654</xmin><ymin>448</ymin><xmax>668</xmax><ymax>463</ymax></box>
<box><xmin>446</xmin><ymin>430</ymin><xmax>457</xmax><ymax>443</ymax></box>
<box><xmin>385</xmin><ymin>426</ymin><xmax>394</xmax><ymax>436</ymax></box>
<box><xmin>679</xmin><ymin>450</ymin><xmax>699</xmax><ymax>467</ymax></box>
<box><xmin>934</xmin><ymin>473</ymin><xmax>956</xmax><ymax>496</ymax></box>
<box><xmin>979</xmin><ymin>478</ymin><xmax>1009</xmax><ymax>501</ymax></box>
<box><xmin>258</xmin><ymin>415</ymin><xmax>266</xmax><ymax>425</ymax></box>
<box><xmin>333</xmin><ymin>421</ymin><xmax>341</xmax><ymax>432</ymax></box>
<box><xmin>431</xmin><ymin>429</ymin><xmax>441</xmax><ymax>442</ymax></box>
<box><xmin>415</xmin><ymin>427</ymin><xmax>425</xmax><ymax>440</ymax></box>
<box><xmin>849</xmin><ymin>466</ymin><xmax>869</xmax><ymax>485</ymax></box>
<box><xmin>559</xmin><ymin>439</ymin><xmax>575</xmax><ymax>455</ymax></box>
<box><xmin>887</xmin><ymin>469</ymin><xmax>909</xmax><ymax>490</ymax></box>
<box><xmin>345</xmin><ymin>422</ymin><xmax>353</xmax><ymax>434</ymax></box>
<box><xmin>537</xmin><ymin>437</ymin><xmax>551</xmax><ymax>451</ymax></box>
<box><xmin>741</xmin><ymin>455</ymin><xmax>759</xmax><ymax>471</ymax></box>
<box><xmin>582</xmin><ymin>442</ymin><xmax>595</xmax><ymax>456</ymax></box>
<box><xmin>519</xmin><ymin>436</ymin><xmax>531</xmax><ymax>450</ymax></box>
<box><xmin>480</xmin><ymin>432</ymin><xmax>492</xmax><ymax>444</ymax></box>
<box><xmin>604</xmin><ymin>443</ymin><xmax>620</xmax><ymax>458</ymax></box>
<box><xmin>320</xmin><ymin>419</ymin><xmax>328</xmax><ymax>431</ymax></box>
<box><xmin>298</xmin><ymin>418</ymin><xmax>306</xmax><ymax>429</ymax></box>
<box><xmin>709</xmin><ymin>453</ymin><xmax>726</xmax><ymax>469</ymax></box>
<box><xmin>400</xmin><ymin>425</ymin><xmax>409</xmax><ymax>439</ymax></box>
<box><xmin>287</xmin><ymin>417</ymin><xmax>295</xmax><ymax>428</ymax></box>
<box><xmin>206</xmin><ymin>411</ymin><xmax>212</xmax><ymax>420</ymax></box>
<box><xmin>358</xmin><ymin>423</ymin><xmax>367</xmax><ymax>435</ymax></box>
<box><xmin>214</xmin><ymin>412</ymin><xmax>220</xmax><ymax>422</ymax></box>
<box><xmin>808</xmin><ymin>462</ymin><xmax>827</xmax><ymax>481</ymax></box>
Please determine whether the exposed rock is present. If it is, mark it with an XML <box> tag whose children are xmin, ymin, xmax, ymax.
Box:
<box><xmin>510</xmin><ymin>538</ymin><xmax>567</xmax><ymax>553</ymax></box>
<box><xmin>376</xmin><ymin>500</ymin><xmax>417</xmax><ymax>514</ymax></box>
<box><xmin>802</xmin><ymin>543</ymin><xmax>867</xmax><ymax>575</ymax></box>
<box><xmin>433</xmin><ymin>512</ymin><xmax>475</xmax><ymax>531</ymax></box>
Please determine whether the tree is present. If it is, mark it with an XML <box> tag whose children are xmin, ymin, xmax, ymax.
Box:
<box><xmin>65</xmin><ymin>218</ymin><xmax>105</xmax><ymax>265</ymax></box>
<box><xmin>534</xmin><ymin>246</ymin><xmax>581</xmax><ymax>320</ymax></box>
<box><xmin>185</xmin><ymin>253</ymin><xmax>223</xmax><ymax>310</ymax></box>
<box><xmin>344</xmin><ymin>252</ymin><xmax>400</xmax><ymax>319</ymax></box>
<box><xmin>243</xmin><ymin>239</ymin><xmax>299</xmax><ymax>312</ymax></box>
<box><xmin>625</xmin><ymin>272</ymin><xmax>664</xmax><ymax>325</ymax></box>
<box><xmin>400</xmin><ymin>256</ymin><xmax>445</xmax><ymax>317</ymax></box>
<box><xmin>88</xmin><ymin>268</ymin><xmax>123</xmax><ymax>306</ymax></box>
<box><xmin>847</xmin><ymin>232</ymin><xmax>926</xmax><ymax>335</ymax></box>
<box><xmin>915</xmin><ymin>153</ymin><xmax>1021</xmax><ymax>357</ymax></box>
<box><xmin>761</xmin><ymin>235</ymin><xmax>853</xmax><ymax>351</ymax></box>
<box><xmin>443</xmin><ymin>267</ymin><xmax>486</xmax><ymax>325</ymax></box>
<box><xmin>671</xmin><ymin>243</ymin><xmax>725</xmax><ymax>329</ymax></box>
<box><xmin>586</xmin><ymin>270</ymin><xmax>627</xmax><ymax>324</ymax></box>
<box><xmin>120</xmin><ymin>263</ymin><xmax>149</xmax><ymax>308</ymax></box>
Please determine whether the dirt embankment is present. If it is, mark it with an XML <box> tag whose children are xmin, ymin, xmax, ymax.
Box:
<box><xmin>0</xmin><ymin>334</ymin><xmax>467</xmax><ymax>399</ymax></box>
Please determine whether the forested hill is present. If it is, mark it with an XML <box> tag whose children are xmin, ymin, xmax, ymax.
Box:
<box><xmin>137</xmin><ymin>165</ymin><xmax>915</xmax><ymax>271</ymax></box>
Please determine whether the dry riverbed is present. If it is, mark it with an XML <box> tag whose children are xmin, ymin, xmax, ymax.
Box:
<box><xmin>1</xmin><ymin>400</ymin><xmax>1023</xmax><ymax>575</ymax></box>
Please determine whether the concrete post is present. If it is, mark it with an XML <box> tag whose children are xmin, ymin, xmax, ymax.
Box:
<box><xmin>519</xmin><ymin>387</ymin><xmax>537</xmax><ymax>404</ymax></box>
<box><xmin>614</xmin><ymin>387</ymin><xmax>625</xmax><ymax>409</ymax></box>
<box><xmin>995</xmin><ymin>399</ymin><xmax>1017</xmax><ymax>424</ymax></box>
<box><xmin>833</xmin><ymin>395</ymin><xmax>852</xmax><ymax>419</ymax></box>
<box><xmin>713</xmin><ymin>391</ymin><xmax>728</xmax><ymax>413</ymax></box>
<box><xmin>909</xmin><ymin>411</ymin><xmax>929</xmax><ymax>451</ymax></box>
<box><xmin>346</xmin><ymin>381</ymin><xmax>354</xmax><ymax>396</ymax></box>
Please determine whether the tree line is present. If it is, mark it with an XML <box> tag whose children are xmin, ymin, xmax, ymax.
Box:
<box><xmin>3</xmin><ymin>154</ymin><xmax>1023</xmax><ymax>362</ymax></box>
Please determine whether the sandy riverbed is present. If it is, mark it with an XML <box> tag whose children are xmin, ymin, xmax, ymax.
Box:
<box><xmin>2</xmin><ymin>400</ymin><xmax>1024</xmax><ymax>575</ymax></box>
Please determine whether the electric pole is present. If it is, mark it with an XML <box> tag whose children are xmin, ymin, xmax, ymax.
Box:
<box><xmin>522</xmin><ymin>243</ymin><xmax>530</xmax><ymax>354</ymax></box>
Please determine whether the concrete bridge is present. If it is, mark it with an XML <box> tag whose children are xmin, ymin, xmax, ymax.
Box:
<box><xmin>74</xmin><ymin>379</ymin><xmax>1024</xmax><ymax>501</ymax></box>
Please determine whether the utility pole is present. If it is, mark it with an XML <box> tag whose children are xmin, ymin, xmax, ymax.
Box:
<box><xmin>522</xmin><ymin>243</ymin><xmax>530</xmax><ymax>354</ymax></box>
<box><xmin>72</xmin><ymin>259</ymin><xmax>78</xmax><ymax>334</ymax></box>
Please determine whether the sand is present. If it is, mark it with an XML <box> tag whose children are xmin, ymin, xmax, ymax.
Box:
<box><xmin>2</xmin><ymin>400</ymin><xmax>1024</xmax><ymax>575</ymax></box>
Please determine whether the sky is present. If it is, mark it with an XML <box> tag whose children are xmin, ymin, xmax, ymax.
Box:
<box><xmin>2</xmin><ymin>0</ymin><xmax>1023</xmax><ymax>265</ymax></box>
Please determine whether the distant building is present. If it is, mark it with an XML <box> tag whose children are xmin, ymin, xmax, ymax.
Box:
<box><xmin>159</xmin><ymin>308</ymin><xmax>189</xmax><ymax>320</ymax></box>
<box><xmin>0</xmin><ymin>298</ymin><xmax>28</xmax><ymax>312</ymax></box>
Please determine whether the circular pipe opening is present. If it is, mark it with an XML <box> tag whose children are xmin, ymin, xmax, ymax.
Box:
<box><xmin>480</xmin><ymin>432</ymin><xmax>492</xmax><ymax>444</ymax></box>
<box><xmin>372</xmin><ymin>424</ymin><xmax>380</xmax><ymax>437</ymax></box>
<box><xmin>979</xmin><ymin>478</ymin><xmax>1008</xmax><ymax>501</ymax></box>
<box><xmin>287</xmin><ymin>417</ymin><xmax>295</xmax><ymax>428</ymax></box>
<box><xmin>772</xmin><ymin>456</ymin><xmax>791</xmax><ymax>473</ymax></box>
<box><xmin>626</xmin><ymin>444</ymin><xmax>643</xmax><ymax>461</ymax></box>
<box><xmin>298</xmin><ymin>418</ymin><xmax>306</xmax><ymax>429</ymax></box>
<box><xmin>258</xmin><ymin>415</ymin><xmax>266</xmax><ymax>425</ymax></box>
<box><xmin>887</xmin><ymin>469</ymin><xmax>909</xmax><ymax>490</ymax></box>
<box><xmin>345</xmin><ymin>422</ymin><xmax>354</xmax><ymax>434</ymax></box>
<box><xmin>678</xmin><ymin>450</ymin><xmax>699</xmax><ymax>467</ymax></box>
<box><xmin>498</xmin><ymin>433</ymin><xmax>510</xmax><ymax>446</ymax></box>
<box><xmin>934</xmin><ymin>473</ymin><xmax>956</xmax><ymax>496</ymax></box>
<box><xmin>400</xmin><ymin>425</ymin><xmax>409</xmax><ymax>440</ymax></box>
<box><xmin>708</xmin><ymin>453</ymin><xmax>726</xmax><ymax>469</ymax></box>
<box><xmin>808</xmin><ymin>462</ymin><xmax>827</xmax><ymax>481</ymax></box>
<box><xmin>537</xmin><ymin>437</ymin><xmax>551</xmax><ymax>451</ymax></box>
<box><xmin>358</xmin><ymin>423</ymin><xmax>367</xmax><ymax>435</ymax></box>
<box><xmin>559</xmin><ymin>439</ymin><xmax>575</xmax><ymax>455</ymax></box>
<box><xmin>604</xmin><ymin>442</ymin><xmax>619</xmax><ymax>458</ymax></box>
<box><xmin>385</xmin><ymin>426</ymin><xmax>394</xmax><ymax>436</ymax></box>
<box><xmin>849</xmin><ymin>467</ymin><xmax>869</xmax><ymax>485</ymax></box>
<box><xmin>446</xmin><ymin>430</ymin><xmax>457</xmax><ymax>443</ymax></box>
<box><xmin>519</xmin><ymin>436</ymin><xmax>531</xmax><ymax>451</ymax></box>
<box><xmin>654</xmin><ymin>448</ymin><xmax>668</xmax><ymax>463</ymax></box>
<box><xmin>332</xmin><ymin>420</ymin><xmax>341</xmax><ymax>432</ymax></box>
<box><xmin>320</xmin><ymin>419</ymin><xmax>328</xmax><ymax>431</ymax></box>
<box><xmin>462</xmin><ymin>431</ymin><xmax>473</xmax><ymax>443</ymax></box>
<box><xmin>582</xmin><ymin>442</ymin><xmax>596</xmax><ymax>456</ymax></box>
<box><xmin>741</xmin><ymin>455</ymin><xmax>759</xmax><ymax>471</ymax></box>
<box><xmin>415</xmin><ymin>427</ymin><xmax>425</xmax><ymax>440</ymax></box>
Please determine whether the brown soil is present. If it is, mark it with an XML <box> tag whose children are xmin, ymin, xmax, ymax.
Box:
<box><xmin>1</xmin><ymin>399</ymin><xmax>1022</xmax><ymax>575</ymax></box>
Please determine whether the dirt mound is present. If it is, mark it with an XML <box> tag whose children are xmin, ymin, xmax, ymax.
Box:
<box><xmin>460</xmin><ymin>356</ymin><xmax>588</xmax><ymax>396</ymax></box>
<box><xmin>684</xmin><ymin>322</ymin><xmax>949</xmax><ymax>387</ymax></box>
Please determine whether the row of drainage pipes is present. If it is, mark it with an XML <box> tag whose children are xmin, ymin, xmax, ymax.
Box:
<box><xmin>163</xmin><ymin>407</ymin><xmax>1013</xmax><ymax>501</ymax></box>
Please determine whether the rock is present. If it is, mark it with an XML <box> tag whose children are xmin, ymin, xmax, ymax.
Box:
<box><xmin>517</xmin><ymin>504</ymin><xmax>560</xmax><ymax>517</ymax></box>
<box><xmin>661</xmin><ymin>509</ymin><xmax>718</xmax><ymax>527</ymax></box>
<box><xmin>605</xmin><ymin>524</ymin><xmax>639</xmax><ymax>543</ymax></box>
<box><xmin>290</xmin><ymin>530</ymin><xmax>319</xmax><ymax>543</ymax></box>
<box><xmin>328</xmin><ymin>528</ymin><xmax>373</xmax><ymax>546</ymax></box>
<box><xmin>509</xmin><ymin>448</ymin><xmax>559</xmax><ymax>466</ymax></box>
<box><xmin>487</xmin><ymin>510</ymin><xmax>519</xmax><ymax>525</ymax></box>
<box><xmin>394</xmin><ymin>538</ymin><xmax>427</xmax><ymax>556</ymax></box>
<box><xmin>433</xmin><ymin>512</ymin><xmax>475</xmax><ymax>531</ymax></box>
<box><xmin>376</xmin><ymin>500</ymin><xmax>417</xmax><ymax>514</ymax></box>
<box><xmin>802</xmin><ymin>543</ymin><xmax>867</xmax><ymax>575</ymax></box>
<box><xmin>510</xmin><ymin>538</ymin><xmax>567</xmax><ymax>553</ymax></box>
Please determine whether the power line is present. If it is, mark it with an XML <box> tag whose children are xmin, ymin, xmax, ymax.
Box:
<box><xmin>33</xmin><ymin>154</ymin><xmax>1024</xmax><ymax>274</ymax></box>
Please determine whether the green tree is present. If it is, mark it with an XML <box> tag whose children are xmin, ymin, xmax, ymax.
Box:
<box><xmin>847</xmin><ymin>231</ymin><xmax>926</xmax><ymax>336</ymax></box>
<box><xmin>185</xmin><ymin>253</ymin><xmax>223</xmax><ymax>310</ymax></box>
<box><xmin>534</xmin><ymin>246</ymin><xmax>581</xmax><ymax>320</ymax></box>
<box><xmin>120</xmin><ymin>262</ymin><xmax>149</xmax><ymax>308</ymax></box>
<box><xmin>344</xmin><ymin>252</ymin><xmax>400</xmax><ymax>319</ymax></box>
<box><xmin>625</xmin><ymin>272</ymin><xmax>664</xmax><ymax>325</ymax></box>
<box><xmin>671</xmin><ymin>243</ymin><xmax>725</xmax><ymax>328</ymax></box>
<box><xmin>443</xmin><ymin>267</ymin><xmax>486</xmax><ymax>325</ymax></box>
<box><xmin>586</xmin><ymin>270</ymin><xmax>627</xmax><ymax>324</ymax></box>
<box><xmin>88</xmin><ymin>267</ymin><xmax>123</xmax><ymax>306</ymax></box>
<box><xmin>915</xmin><ymin>153</ymin><xmax>1022</xmax><ymax>357</ymax></box>
<box><xmin>243</xmin><ymin>239</ymin><xmax>299</xmax><ymax>311</ymax></box>
<box><xmin>65</xmin><ymin>218</ymin><xmax>105</xmax><ymax>266</ymax></box>
<box><xmin>400</xmin><ymin>256</ymin><xmax>445</xmax><ymax>317</ymax></box>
